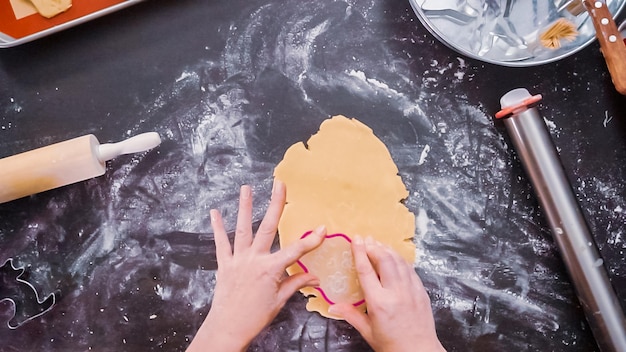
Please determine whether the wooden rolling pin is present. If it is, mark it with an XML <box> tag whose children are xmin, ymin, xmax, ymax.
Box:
<box><xmin>0</xmin><ymin>132</ymin><xmax>161</xmax><ymax>204</ymax></box>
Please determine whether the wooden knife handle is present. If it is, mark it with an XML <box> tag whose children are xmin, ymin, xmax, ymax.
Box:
<box><xmin>583</xmin><ymin>0</ymin><xmax>626</xmax><ymax>95</ymax></box>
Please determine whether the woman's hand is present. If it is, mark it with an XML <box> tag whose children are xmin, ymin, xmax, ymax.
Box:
<box><xmin>186</xmin><ymin>181</ymin><xmax>326</xmax><ymax>352</ymax></box>
<box><xmin>329</xmin><ymin>236</ymin><xmax>445</xmax><ymax>352</ymax></box>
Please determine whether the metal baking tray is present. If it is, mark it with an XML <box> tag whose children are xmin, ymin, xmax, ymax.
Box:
<box><xmin>0</xmin><ymin>0</ymin><xmax>144</xmax><ymax>48</ymax></box>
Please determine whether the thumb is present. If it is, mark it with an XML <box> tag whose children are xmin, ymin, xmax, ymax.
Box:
<box><xmin>278</xmin><ymin>273</ymin><xmax>320</xmax><ymax>303</ymax></box>
<box><xmin>329</xmin><ymin>303</ymin><xmax>373</xmax><ymax>342</ymax></box>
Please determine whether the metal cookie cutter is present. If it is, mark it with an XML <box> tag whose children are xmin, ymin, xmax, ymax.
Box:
<box><xmin>0</xmin><ymin>258</ymin><xmax>56</xmax><ymax>329</ymax></box>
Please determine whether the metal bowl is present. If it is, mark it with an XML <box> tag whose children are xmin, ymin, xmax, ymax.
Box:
<box><xmin>409</xmin><ymin>0</ymin><xmax>626</xmax><ymax>67</ymax></box>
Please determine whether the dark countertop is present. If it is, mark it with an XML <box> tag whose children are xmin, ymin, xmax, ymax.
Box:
<box><xmin>1</xmin><ymin>0</ymin><xmax>625</xmax><ymax>351</ymax></box>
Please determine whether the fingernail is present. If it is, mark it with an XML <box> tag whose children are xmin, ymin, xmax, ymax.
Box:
<box><xmin>272</xmin><ymin>179</ymin><xmax>284</xmax><ymax>194</ymax></box>
<box><xmin>209</xmin><ymin>209</ymin><xmax>218</xmax><ymax>222</ymax></box>
<box><xmin>314</xmin><ymin>225</ymin><xmax>326</xmax><ymax>236</ymax></box>
<box><xmin>365</xmin><ymin>236</ymin><xmax>375</xmax><ymax>246</ymax></box>
<box><xmin>353</xmin><ymin>235</ymin><xmax>363</xmax><ymax>245</ymax></box>
<box><xmin>241</xmin><ymin>185</ymin><xmax>251</xmax><ymax>199</ymax></box>
<box><xmin>328</xmin><ymin>305</ymin><xmax>340</xmax><ymax>315</ymax></box>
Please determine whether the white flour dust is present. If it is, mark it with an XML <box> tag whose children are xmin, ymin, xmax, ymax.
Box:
<box><xmin>2</xmin><ymin>1</ymin><xmax>617</xmax><ymax>351</ymax></box>
<box><xmin>120</xmin><ymin>1</ymin><xmax>591</xmax><ymax>349</ymax></box>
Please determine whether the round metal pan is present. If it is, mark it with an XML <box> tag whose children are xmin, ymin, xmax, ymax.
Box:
<box><xmin>409</xmin><ymin>0</ymin><xmax>626</xmax><ymax>67</ymax></box>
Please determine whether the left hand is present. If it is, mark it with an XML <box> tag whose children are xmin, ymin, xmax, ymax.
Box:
<box><xmin>186</xmin><ymin>180</ymin><xmax>326</xmax><ymax>352</ymax></box>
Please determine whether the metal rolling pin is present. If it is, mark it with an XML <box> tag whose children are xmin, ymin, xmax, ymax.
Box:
<box><xmin>495</xmin><ymin>88</ymin><xmax>626</xmax><ymax>352</ymax></box>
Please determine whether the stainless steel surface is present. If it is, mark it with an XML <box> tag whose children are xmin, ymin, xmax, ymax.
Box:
<box><xmin>500</xmin><ymin>90</ymin><xmax>626</xmax><ymax>351</ymax></box>
<box><xmin>409</xmin><ymin>0</ymin><xmax>626</xmax><ymax>67</ymax></box>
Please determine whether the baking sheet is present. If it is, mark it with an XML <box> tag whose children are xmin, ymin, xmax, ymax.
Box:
<box><xmin>0</xmin><ymin>0</ymin><xmax>143</xmax><ymax>47</ymax></box>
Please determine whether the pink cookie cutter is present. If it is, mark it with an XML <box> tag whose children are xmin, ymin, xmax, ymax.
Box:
<box><xmin>296</xmin><ymin>231</ymin><xmax>365</xmax><ymax>307</ymax></box>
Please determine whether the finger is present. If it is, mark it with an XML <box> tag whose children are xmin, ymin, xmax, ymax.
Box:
<box><xmin>253</xmin><ymin>179</ymin><xmax>286</xmax><ymax>252</ymax></box>
<box><xmin>351</xmin><ymin>235</ymin><xmax>382</xmax><ymax>295</ymax></box>
<box><xmin>328</xmin><ymin>303</ymin><xmax>373</xmax><ymax>343</ymax></box>
<box><xmin>277</xmin><ymin>272</ymin><xmax>320</xmax><ymax>304</ymax></box>
<box><xmin>211</xmin><ymin>209</ymin><xmax>232</xmax><ymax>263</ymax></box>
<box><xmin>384</xmin><ymin>244</ymin><xmax>414</xmax><ymax>285</ymax></box>
<box><xmin>364</xmin><ymin>237</ymin><xmax>402</xmax><ymax>289</ymax></box>
<box><xmin>233</xmin><ymin>185</ymin><xmax>253</xmax><ymax>253</ymax></box>
<box><xmin>411</xmin><ymin>267</ymin><xmax>426</xmax><ymax>290</ymax></box>
<box><xmin>410</xmin><ymin>266</ymin><xmax>430</xmax><ymax>299</ymax></box>
<box><xmin>275</xmin><ymin>225</ymin><xmax>326</xmax><ymax>268</ymax></box>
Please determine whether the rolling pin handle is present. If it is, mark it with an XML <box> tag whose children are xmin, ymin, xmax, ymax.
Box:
<box><xmin>97</xmin><ymin>132</ymin><xmax>162</xmax><ymax>163</ymax></box>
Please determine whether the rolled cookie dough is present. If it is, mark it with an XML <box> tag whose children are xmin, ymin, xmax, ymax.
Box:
<box><xmin>29</xmin><ymin>0</ymin><xmax>71</xmax><ymax>18</ymax></box>
<box><xmin>274</xmin><ymin>115</ymin><xmax>415</xmax><ymax>319</ymax></box>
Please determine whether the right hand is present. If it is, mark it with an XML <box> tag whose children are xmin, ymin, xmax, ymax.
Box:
<box><xmin>329</xmin><ymin>236</ymin><xmax>445</xmax><ymax>352</ymax></box>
